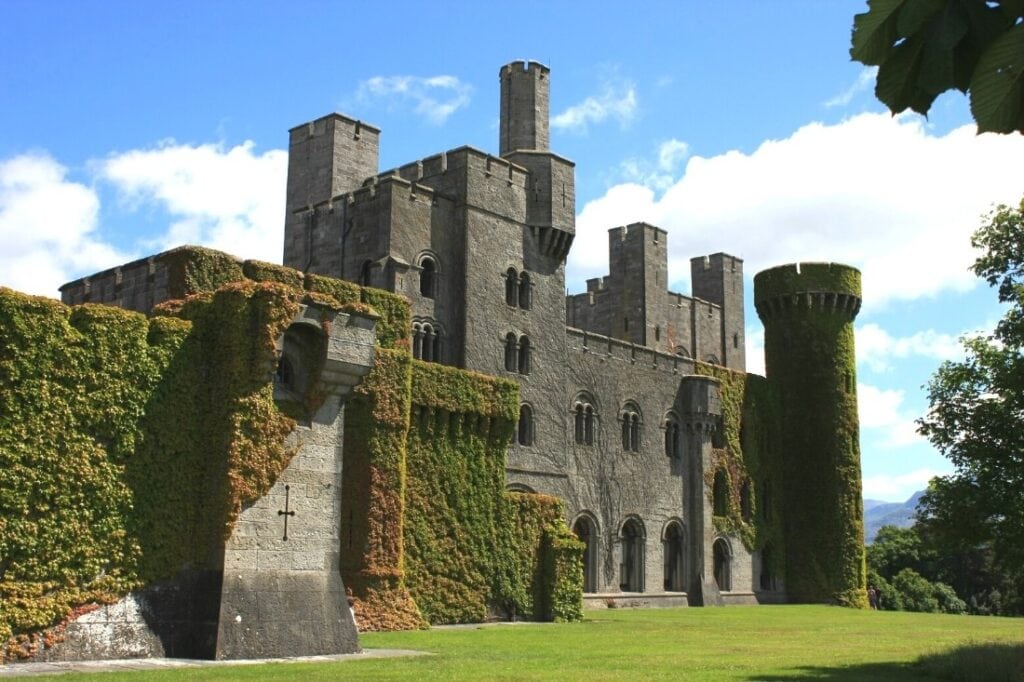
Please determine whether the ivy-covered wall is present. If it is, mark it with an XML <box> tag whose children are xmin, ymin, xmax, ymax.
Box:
<box><xmin>695</xmin><ymin>364</ymin><xmax>784</xmax><ymax>579</ymax></box>
<box><xmin>403</xmin><ymin>362</ymin><xmax>583</xmax><ymax>624</ymax></box>
<box><xmin>754</xmin><ymin>263</ymin><xmax>866</xmax><ymax>608</ymax></box>
<box><xmin>0</xmin><ymin>281</ymin><xmax>302</xmax><ymax>660</ymax></box>
<box><xmin>2</xmin><ymin>250</ymin><xmax>582</xmax><ymax>655</ymax></box>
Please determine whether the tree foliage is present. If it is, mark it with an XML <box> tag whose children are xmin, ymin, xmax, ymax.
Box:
<box><xmin>916</xmin><ymin>199</ymin><xmax>1024</xmax><ymax>615</ymax></box>
<box><xmin>851</xmin><ymin>0</ymin><xmax>1024</xmax><ymax>134</ymax></box>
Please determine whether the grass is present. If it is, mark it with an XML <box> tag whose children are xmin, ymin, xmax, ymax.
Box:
<box><xmin>18</xmin><ymin>605</ymin><xmax>1024</xmax><ymax>681</ymax></box>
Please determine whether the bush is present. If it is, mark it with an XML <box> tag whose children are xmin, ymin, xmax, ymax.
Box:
<box><xmin>892</xmin><ymin>569</ymin><xmax>940</xmax><ymax>613</ymax></box>
<box><xmin>932</xmin><ymin>581</ymin><xmax>967</xmax><ymax>615</ymax></box>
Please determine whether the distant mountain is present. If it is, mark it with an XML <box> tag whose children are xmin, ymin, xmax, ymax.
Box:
<box><xmin>864</xmin><ymin>490</ymin><xmax>925</xmax><ymax>543</ymax></box>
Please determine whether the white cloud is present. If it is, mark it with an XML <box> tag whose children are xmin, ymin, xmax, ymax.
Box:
<box><xmin>0</xmin><ymin>153</ymin><xmax>126</xmax><ymax>297</ymax></box>
<box><xmin>745</xmin><ymin>325</ymin><xmax>765</xmax><ymax>376</ymax></box>
<box><xmin>858</xmin><ymin>382</ymin><xmax>922</xmax><ymax>448</ymax></box>
<box><xmin>658</xmin><ymin>139</ymin><xmax>690</xmax><ymax>172</ymax></box>
<box><xmin>569</xmin><ymin>112</ymin><xmax>1024</xmax><ymax>311</ymax></box>
<box><xmin>857</xmin><ymin>322</ymin><xmax>964</xmax><ymax>372</ymax></box>
<box><xmin>618</xmin><ymin>139</ymin><xmax>691</xmax><ymax>192</ymax></box>
<box><xmin>100</xmin><ymin>141</ymin><xmax>287</xmax><ymax>263</ymax></box>
<box><xmin>862</xmin><ymin>467</ymin><xmax>946</xmax><ymax>501</ymax></box>
<box><xmin>825</xmin><ymin>67</ymin><xmax>878</xmax><ymax>108</ymax></box>
<box><xmin>357</xmin><ymin>75</ymin><xmax>471</xmax><ymax>125</ymax></box>
<box><xmin>552</xmin><ymin>81</ymin><xmax>637</xmax><ymax>133</ymax></box>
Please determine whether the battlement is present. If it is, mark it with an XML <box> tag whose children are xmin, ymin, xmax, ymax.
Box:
<box><xmin>566</xmin><ymin>326</ymin><xmax>698</xmax><ymax>375</ymax></box>
<box><xmin>610</xmin><ymin>222</ymin><xmax>666</xmax><ymax>242</ymax></box>
<box><xmin>692</xmin><ymin>252</ymin><xmax>743</xmax><ymax>274</ymax></box>
<box><xmin>502</xmin><ymin>60</ymin><xmax>550</xmax><ymax>76</ymax></box>
<box><xmin>288</xmin><ymin>112</ymin><xmax>381</xmax><ymax>141</ymax></box>
<box><xmin>754</xmin><ymin>262</ymin><xmax>862</xmax><ymax>322</ymax></box>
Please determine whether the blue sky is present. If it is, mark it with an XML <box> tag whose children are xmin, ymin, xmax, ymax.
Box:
<box><xmin>3</xmin><ymin>1</ymin><xmax>1023</xmax><ymax>502</ymax></box>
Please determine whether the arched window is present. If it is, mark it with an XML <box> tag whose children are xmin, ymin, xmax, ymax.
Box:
<box><xmin>517</xmin><ymin>404</ymin><xmax>534</xmax><ymax>446</ymax></box>
<box><xmin>704</xmin><ymin>353</ymin><xmax>720</xmax><ymax>365</ymax></box>
<box><xmin>505</xmin><ymin>267</ymin><xmax>518</xmax><ymax>306</ymax></box>
<box><xmin>517</xmin><ymin>335</ymin><xmax>531</xmax><ymax>375</ymax></box>
<box><xmin>413</xmin><ymin>320</ymin><xmax>442</xmax><ymax>363</ymax></box>
<box><xmin>621</xmin><ymin>402</ymin><xmax>641</xmax><ymax>452</ymax></box>
<box><xmin>518</xmin><ymin>272</ymin><xmax>532</xmax><ymax>310</ymax></box>
<box><xmin>572</xmin><ymin>514</ymin><xmax>599</xmax><ymax>593</ymax></box>
<box><xmin>620</xmin><ymin>518</ymin><xmax>645</xmax><ymax>592</ymax></box>
<box><xmin>674</xmin><ymin>346</ymin><xmax>690</xmax><ymax>359</ymax></box>
<box><xmin>504</xmin><ymin>332</ymin><xmax>518</xmax><ymax>372</ymax></box>
<box><xmin>574</xmin><ymin>394</ymin><xmax>596</xmax><ymax>446</ymax></box>
<box><xmin>359</xmin><ymin>260</ymin><xmax>373</xmax><ymax>287</ymax></box>
<box><xmin>419</xmin><ymin>256</ymin><xmax>437</xmax><ymax>298</ymax></box>
<box><xmin>663</xmin><ymin>521</ymin><xmax>685</xmax><ymax>592</ymax></box>
<box><xmin>713</xmin><ymin>538</ymin><xmax>732</xmax><ymax>591</ymax></box>
<box><xmin>663</xmin><ymin>412</ymin><xmax>680</xmax><ymax>458</ymax></box>
<box><xmin>713</xmin><ymin>470</ymin><xmax>729</xmax><ymax>517</ymax></box>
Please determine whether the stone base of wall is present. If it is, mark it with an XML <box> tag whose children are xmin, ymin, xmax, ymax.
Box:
<box><xmin>216</xmin><ymin>570</ymin><xmax>359</xmax><ymax>659</ymax></box>
<box><xmin>721</xmin><ymin>591</ymin><xmax>758</xmax><ymax>606</ymax></box>
<box><xmin>34</xmin><ymin>570</ymin><xmax>222</xmax><ymax>662</ymax></box>
<box><xmin>583</xmin><ymin>592</ymin><xmax>690</xmax><ymax>610</ymax></box>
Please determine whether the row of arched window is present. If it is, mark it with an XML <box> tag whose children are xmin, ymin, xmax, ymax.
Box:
<box><xmin>568</xmin><ymin>514</ymin><xmax>737</xmax><ymax>594</ymax></box>
<box><xmin>572</xmin><ymin>393</ymin><xmax>683</xmax><ymax>457</ymax></box>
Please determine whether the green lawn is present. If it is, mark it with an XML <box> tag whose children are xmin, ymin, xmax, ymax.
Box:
<box><xmin>23</xmin><ymin>606</ymin><xmax>1024</xmax><ymax>680</ymax></box>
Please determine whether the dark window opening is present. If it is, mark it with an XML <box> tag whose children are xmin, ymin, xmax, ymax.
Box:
<box><xmin>420</xmin><ymin>257</ymin><xmax>436</xmax><ymax>298</ymax></box>
<box><xmin>620</xmin><ymin>518</ymin><xmax>645</xmax><ymax>592</ymax></box>
<box><xmin>713</xmin><ymin>470</ymin><xmax>729</xmax><ymax>517</ymax></box>
<box><xmin>517</xmin><ymin>335</ymin><xmax>531</xmax><ymax>375</ymax></box>
<box><xmin>505</xmin><ymin>267</ymin><xmax>518</xmax><ymax>306</ymax></box>
<box><xmin>504</xmin><ymin>332</ymin><xmax>518</xmax><ymax>372</ymax></box>
<box><xmin>518</xmin><ymin>272</ymin><xmax>532</xmax><ymax>310</ymax></box>
<box><xmin>663</xmin><ymin>522</ymin><xmax>684</xmax><ymax>591</ymax></box>
<box><xmin>517</xmin><ymin>404</ymin><xmax>534</xmax><ymax>446</ymax></box>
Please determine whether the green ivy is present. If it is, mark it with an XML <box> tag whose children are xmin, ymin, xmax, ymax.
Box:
<box><xmin>754</xmin><ymin>263</ymin><xmax>866</xmax><ymax>608</ymax></box>
<box><xmin>403</xmin><ymin>362</ymin><xmax>582</xmax><ymax>624</ymax></box>
<box><xmin>695</xmin><ymin>365</ymin><xmax>784</xmax><ymax>574</ymax></box>
<box><xmin>2</xmin><ymin>254</ymin><xmax>581</xmax><ymax>654</ymax></box>
<box><xmin>0</xmin><ymin>282</ymin><xmax>302</xmax><ymax>659</ymax></box>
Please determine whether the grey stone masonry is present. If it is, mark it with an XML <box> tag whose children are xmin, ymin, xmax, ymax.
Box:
<box><xmin>499</xmin><ymin>61</ymin><xmax>550</xmax><ymax>155</ymax></box>
<box><xmin>278</xmin><ymin>61</ymin><xmax>764</xmax><ymax>608</ymax></box>
<box><xmin>216</xmin><ymin>304</ymin><xmax>376</xmax><ymax>659</ymax></box>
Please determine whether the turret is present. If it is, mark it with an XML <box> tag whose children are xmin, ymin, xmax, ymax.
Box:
<box><xmin>754</xmin><ymin>262</ymin><xmax>866</xmax><ymax>607</ymax></box>
<box><xmin>499</xmin><ymin>61</ymin><xmax>549</xmax><ymax>155</ymax></box>
<box><xmin>499</xmin><ymin>60</ymin><xmax>574</xmax><ymax>263</ymax></box>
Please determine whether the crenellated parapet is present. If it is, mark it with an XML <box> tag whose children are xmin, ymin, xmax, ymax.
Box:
<box><xmin>754</xmin><ymin>262</ymin><xmax>862</xmax><ymax>323</ymax></box>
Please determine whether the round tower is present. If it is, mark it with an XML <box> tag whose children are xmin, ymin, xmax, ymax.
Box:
<box><xmin>499</xmin><ymin>60</ymin><xmax>550</xmax><ymax>155</ymax></box>
<box><xmin>754</xmin><ymin>262</ymin><xmax>866</xmax><ymax>607</ymax></box>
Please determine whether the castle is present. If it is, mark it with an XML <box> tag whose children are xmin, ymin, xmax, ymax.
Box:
<box><xmin>270</xmin><ymin>60</ymin><xmax>865</xmax><ymax>605</ymax></box>
<box><xmin>4</xmin><ymin>61</ymin><xmax>866</xmax><ymax>663</ymax></box>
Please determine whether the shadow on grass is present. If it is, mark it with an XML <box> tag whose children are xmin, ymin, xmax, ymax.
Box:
<box><xmin>753</xmin><ymin>661</ymin><xmax>918</xmax><ymax>681</ymax></box>
<box><xmin>753</xmin><ymin>642</ymin><xmax>1024</xmax><ymax>681</ymax></box>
